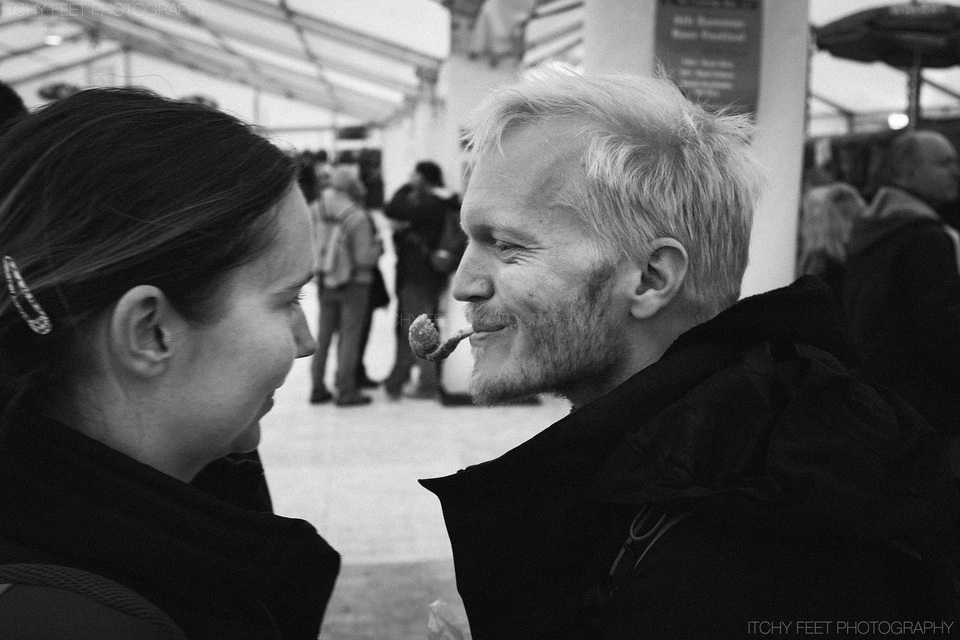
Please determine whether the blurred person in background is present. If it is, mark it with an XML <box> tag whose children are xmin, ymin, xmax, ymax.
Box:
<box><xmin>383</xmin><ymin>160</ymin><xmax>464</xmax><ymax>400</ymax></box>
<box><xmin>0</xmin><ymin>87</ymin><xmax>339</xmax><ymax>638</ymax></box>
<box><xmin>310</xmin><ymin>164</ymin><xmax>383</xmax><ymax>407</ymax></box>
<box><xmin>844</xmin><ymin>129</ymin><xmax>960</xmax><ymax>474</ymax></box>
<box><xmin>796</xmin><ymin>181</ymin><xmax>867</xmax><ymax>303</ymax></box>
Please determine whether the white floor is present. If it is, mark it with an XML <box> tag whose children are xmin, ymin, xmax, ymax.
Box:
<box><xmin>257</xmin><ymin>218</ymin><xmax>570</xmax><ymax>565</ymax></box>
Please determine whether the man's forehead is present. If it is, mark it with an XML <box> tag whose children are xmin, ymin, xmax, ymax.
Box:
<box><xmin>466</xmin><ymin>122</ymin><xmax>585</xmax><ymax>201</ymax></box>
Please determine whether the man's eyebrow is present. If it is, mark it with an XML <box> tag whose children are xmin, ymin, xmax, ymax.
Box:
<box><xmin>470</xmin><ymin>214</ymin><xmax>540</xmax><ymax>244</ymax></box>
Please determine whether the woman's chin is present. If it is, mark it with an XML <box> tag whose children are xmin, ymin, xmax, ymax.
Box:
<box><xmin>232</xmin><ymin>422</ymin><xmax>262</xmax><ymax>454</ymax></box>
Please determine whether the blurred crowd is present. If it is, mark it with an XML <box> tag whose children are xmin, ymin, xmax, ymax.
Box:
<box><xmin>296</xmin><ymin>151</ymin><xmax>466</xmax><ymax>407</ymax></box>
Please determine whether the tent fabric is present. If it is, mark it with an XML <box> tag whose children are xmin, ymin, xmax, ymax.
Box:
<box><xmin>0</xmin><ymin>0</ymin><xmax>448</xmax><ymax>125</ymax></box>
<box><xmin>3</xmin><ymin>0</ymin><xmax>960</xmax><ymax>142</ymax></box>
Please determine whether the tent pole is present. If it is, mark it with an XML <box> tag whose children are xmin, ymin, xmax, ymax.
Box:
<box><xmin>907</xmin><ymin>52</ymin><xmax>921</xmax><ymax>130</ymax></box>
<box><xmin>123</xmin><ymin>46</ymin><xmax>131</xmax><ymax>87</ymax></box>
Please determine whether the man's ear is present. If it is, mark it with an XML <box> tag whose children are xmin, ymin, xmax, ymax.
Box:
<box><xmin>629</xmin><ymin>238</ymin><xmax>689</xmax><ymax>320</ymax></box>
<box><xmin>108</xmin><ymin>285</ymin><xmax>183</xmax><ymax>378</ymax></box>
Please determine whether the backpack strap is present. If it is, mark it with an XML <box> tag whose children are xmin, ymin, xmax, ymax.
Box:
<box><xmin>0</xmin><ymin>563</ymin><xmax>186</xmax><ymax>639</ymax></box>
<box><xmin>580</xmin><ymin>505</ymin><xmax>689</xmax><ymax>616</ymax></box>
<box><xmin>606</xmin><ymin>505</ymin><xmax>689</xmax><ymax>598</ymax></box>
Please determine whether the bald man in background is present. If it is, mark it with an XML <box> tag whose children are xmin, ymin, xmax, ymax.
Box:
<box><xmin>844</xmin><ymin>130</ymin><xmax>960</xmax><ymax>474</ymax></box>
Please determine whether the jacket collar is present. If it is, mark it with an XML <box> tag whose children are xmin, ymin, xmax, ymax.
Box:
<box><xmin>422</xmin><ymin>274</ymin><xmax>957</xmax><ymax>545</ymax></box>
<box><xmin>0</xmin><ymin>411</ymin><xmax>340</xmax><ymax>636</ymax></box>
<box><xmin>422</xmin><ymin>277</ymin><xmax>852</xmax><ymax>499</ymax></box>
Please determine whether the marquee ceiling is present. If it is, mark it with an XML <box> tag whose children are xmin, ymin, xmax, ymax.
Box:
<box><xmin>3</xmin><ymin>0</ymin><xmax>960</xmax><ymax>138</ymax></box>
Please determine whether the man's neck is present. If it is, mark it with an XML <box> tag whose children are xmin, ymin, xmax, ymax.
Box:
<box><xmin>564</xmin><ymin>311</ymin><xmax>699</xmax><ymax>411</ymax></box>
<box><xmin>889</xmin><ymin>183</ymin><xmax>944</xmax><ymax>210</ymax></box>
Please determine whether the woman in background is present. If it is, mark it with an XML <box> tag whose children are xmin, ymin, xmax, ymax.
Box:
<box><xmin>797</xmin><ymin>182</ymin><xmax>867</xmax><ymax>302</ymax></box>
<box><xmin>310</xmin><ymin>165</ymin><xmax>384</xmax><ymax>406</ymax></box>
<box><xmin>0</xmin><ymin>88</ymin><xmax>338</xmax><ymax>638</ymax></box>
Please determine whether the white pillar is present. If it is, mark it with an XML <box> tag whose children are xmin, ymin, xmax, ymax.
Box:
<box><xmin>740</xmin><ymin>0</ymin><xmax>809</xmax><ymax>296</ymax></box>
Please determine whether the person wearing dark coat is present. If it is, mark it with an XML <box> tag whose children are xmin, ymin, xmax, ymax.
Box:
<box><xmin>796</xmin><ymin>182</ymin><xmax>866</xmax><ymax>304</ymax></box>
<box><xmin>844</xmin><ymin>130</ymin><xmax>960</xmax><ymax>474</ymax></box>
<box><xmin>422</xmin><ymin>72</ymin><xmax>960</xmax><ymax>639</ymax></box>
<box><xmin>383</xmin><ymin>161</ymin><xmax>462</xmax><ymax>399</ymax></box>
<box><xmin>0</xmin><ymin>89</ymin><xmax>339</xmax><ymax>638</ymax></box>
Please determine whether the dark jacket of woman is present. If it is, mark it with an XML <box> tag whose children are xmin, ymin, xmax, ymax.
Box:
<box><xmin>422</xmin><ymin>277</ymin><xmax>960</xmax><ymax>640</ymax></box>
<box><xmin>0</xmin><ymin>408</ymin><xmax>340</xmax><ymax>639</ymax></box>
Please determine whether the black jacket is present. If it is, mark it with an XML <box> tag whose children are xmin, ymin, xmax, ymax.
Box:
<box><xmin>422</xmin><ymin>278</ymin><xmax>960</xmax><ymax>639</ymax></box>
<box><xmin>384</xmin><ymin>183</ymin><xmax>460</xmax><ymax>291</ymax></box>
<box><xmin>0</xmin><ymin>410</ymin><xmax>340</xmax><ymax>639</ymax></box>
<box><xmin>844</xmin><ymin>186</ymin><xmax>960</xmax><ymax>440</ymax></box>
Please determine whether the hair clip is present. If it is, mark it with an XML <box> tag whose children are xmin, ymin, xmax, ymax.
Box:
<box><xmin>3</xmin><ymin>256</ymin><xmax>52</xmax><ymax>335</ymax></box>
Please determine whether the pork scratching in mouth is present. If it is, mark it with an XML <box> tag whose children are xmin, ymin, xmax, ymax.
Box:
<box><xmin>409</xmin><ymin>314</ymin><xmax>475</xmax><ymax>362</ymax></box>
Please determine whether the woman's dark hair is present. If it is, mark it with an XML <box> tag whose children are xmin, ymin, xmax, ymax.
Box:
<box><xmin>0</xmin><ymin>87</ymin><xmax>297</xmax><ymax>419</ymax></box>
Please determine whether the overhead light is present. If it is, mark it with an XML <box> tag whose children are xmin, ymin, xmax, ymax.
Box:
<box><xmin>44</xmin><ymin>34</ymin><xmax>63</xmax><ymax>46</ymax></box>
<box><xmin>888</xmin><ymin>113</ymin><xmax>909</xmax><ymax>130</ymax></box>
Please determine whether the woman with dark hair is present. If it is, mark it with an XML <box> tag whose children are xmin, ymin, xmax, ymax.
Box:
<box><xmin>0</xmin><ymin>88</ymin><xmax>339</xmax><ymax>638</ymax></box>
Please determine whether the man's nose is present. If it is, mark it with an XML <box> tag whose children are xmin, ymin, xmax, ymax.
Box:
<box><xmin>451</xmin><ymin>244</ymin><xmax>493</xmax><ymax>303</ymax></box>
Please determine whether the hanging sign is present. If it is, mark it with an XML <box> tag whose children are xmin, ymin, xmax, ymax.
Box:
<box><xmin>655</xmin><ymin>0</ymin><xmax>763</xmax><ymax>117</ymax></box>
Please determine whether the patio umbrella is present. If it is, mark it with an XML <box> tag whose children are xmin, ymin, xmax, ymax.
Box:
<box><xmin>814</xmin><ymin>1</ymin><xmax>960</xmax><ymax>127</ymax></box>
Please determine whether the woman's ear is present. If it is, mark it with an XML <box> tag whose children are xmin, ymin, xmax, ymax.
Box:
<box><xmin>108</xmin><ymin>285</ymin><xmax>183</xmax><ymax>378</ymax></box>
<box><xmin>629</xmin><ymin>238</ymin><xmax>689</xmax><ymax>320</ymax></box>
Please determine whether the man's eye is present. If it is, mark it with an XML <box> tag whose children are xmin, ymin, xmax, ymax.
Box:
<box><xmin>493</xmin><ymin>240</ymin><xmax>520</xmax><ymax>253</ymax></box>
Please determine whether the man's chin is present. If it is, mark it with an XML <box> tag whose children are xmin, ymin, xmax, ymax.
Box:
<box><xmin>469</xmin><ymin>371</ymin><xmax>544</xmax><ymax>406</ymax></box>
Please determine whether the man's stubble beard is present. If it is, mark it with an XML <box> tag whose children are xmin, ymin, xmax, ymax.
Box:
<box><xmin>469</xmin><ymin>262</ymin><xmax>624</xmax><ymax>406</ymax></box>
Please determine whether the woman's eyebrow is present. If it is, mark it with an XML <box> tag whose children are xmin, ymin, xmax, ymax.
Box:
<box><xmin>279</xmin><ymin>272</ymin><xmax>314</xmax><ymax>294</ymax></box>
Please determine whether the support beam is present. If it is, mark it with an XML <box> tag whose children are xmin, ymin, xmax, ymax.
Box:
<box><xmin>119</xmin><ymin>0</ymin><xmax>270</xmax><ymax>89</ymax></box>
<box><xmin>808</xmin><ymin>91</ymin><xmax>856</xmax><ymax>118</ymax></box>
<box><xmin>277</xmin><ymin>0</ymin><xmax>340</xmax><ymax>111</ymax></box>
<box><xmin>202</xmin><ymin>0</ymin><xmax>442</xmax><ymax>71</ymax></box>
<box><xmin>523</xmin><ymin>35</ymin><xmax>583</xmax><ymax>69</ymax></box>
<box><xmin>127</xmin><ymin>36</ymin><xmax>387</xmax><ymax>119</ymax></box>
<box><xmin>532</xmin><ymin>1</ymin><xmax>584</xmax><ymax>21</ymax></box>
<box><xmin>0</xmin><ymin>13</ymin><xmax>42</xmax><ymax>29</ymax></box>
<box><xmin>114</xmin><ymin>1</ymin><xmax>418</xmax><ymax>95</ymax></box>
<box><xmin>118</xmin><ymin>32</ymin><xmax>392</xmax><ymax>119</ymax></box>
<box><xmin>19</xmin><ymin>0</ymin><xmax>397</xmax><ymax>119</ymax></box>
<box><xmin>10</xmin><ymin>48</ymin><xmax>121</xmax><ymax>85</ymax></box>
<box><xmin>922</xmin><ymin>76</ymin><xmax>960</xmax><ymax>103</ymax></box>
<box><xmin>809</xmin><ymin>91</ymin><xmax>855</xmax><ymax>133</ymax></box>
<box><xmin>525</xmin><ymin>20</ymin><xmax>583</xmax><ymax>51</ymax></box>
<box><xmin>0</xmin><ymin>30</ymin><xmax>86</xmax><ymax>61</ymax></box>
